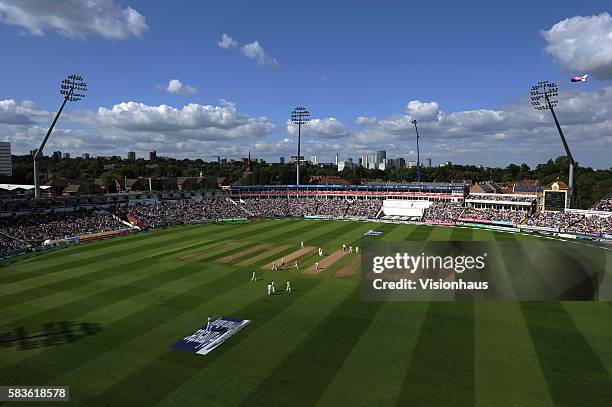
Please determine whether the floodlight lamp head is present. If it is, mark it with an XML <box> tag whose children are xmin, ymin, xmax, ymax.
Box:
<box><xmin>530</xmin><ymin>80</ymin><xmax>558</xmax><ymax>111</ymax></box>
<box><xmin>290</xmin><ymin>106</ymin><xmax>310</xmax><ymax>125</ymax></box>
<box><xmin>60</xmin><ymin>74</ymin><xmax>87</xmax><ymax>102</ymax></box>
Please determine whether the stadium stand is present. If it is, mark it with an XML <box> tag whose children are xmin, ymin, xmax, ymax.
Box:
<box><xmin>2</xmin><ymin>187</ymin><xmax>612</xmax><ymax>258</ymax></box>
<box><xmin>523</xmin><ymin>211</ymin><xmax>584</xmax><ymax>230</ymax></box>
<box><xmin>465</xmin><ymin>193</ymin><xmax>536</xmax><ymax>203</ymax></box>
<box><xmin>345</xmin><ymin>199</ymin><xmax>382</xmax><ymax>218</ymax></box>
<box><xmin>116</xmin><ymin>199</ymin><xmax>246</xmax><ymax>227</ymax></box>
<box><xmin>592</xmin><ymin>194</ymin><xmax>612</xmax><ymax>212</ymax></box>
<box><xmin>316</xmin><ymin>199</ymin><xmax>349</xmax><ymax>217</ymax></box>
<box><xmin>380</xmin><ymin>200</ymin><xmax>429</xmax><ymax>222</ymax></box>
<box><xmin>422</xmin><ymin>202</ymin><xmax>464</xmax><ymax>224</ymax></box>
<box><xmin>0</xmin><ymin>211</ymin><xmax>125</xmax><ymax>255</ymax></box>
<box><xmin>459</xmin><ymin>208</ymin><xmax>527</xmax><ymax>225</ymax></box>
<box><xmin>288</xmin><ymin>198</ymin><xmax>318</xmax><ymax>217</ymax></box>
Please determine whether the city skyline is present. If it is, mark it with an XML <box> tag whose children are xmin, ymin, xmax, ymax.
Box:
<box><xmin>0</xmin><ymin>1</ymin><xmax>611</xmax><ymax>168</ymax></box>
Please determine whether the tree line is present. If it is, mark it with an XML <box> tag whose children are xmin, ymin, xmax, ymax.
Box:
<box><xmin>2</xmin><ymin>155</ymin><xmax>610</xmax><ymax>209</ymax></box>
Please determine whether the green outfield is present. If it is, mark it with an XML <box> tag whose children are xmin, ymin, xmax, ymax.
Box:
<box><xmin>2</xmin><ymin>219</ymin><xmax>612</xmax><ymax>406</ymax></box>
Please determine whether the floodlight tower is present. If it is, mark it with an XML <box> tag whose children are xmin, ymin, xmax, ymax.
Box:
<box><xmin>530</xmin><ymin>80</ymin><xmax>575</xmax><ymax>207</ymax></box>
<box><xmin>411</xmin><ymin>119</ymin><xmax>421</xmax><ymax>185</ymax></box>
<box><xmin>33</xmin><ymin>74</ymin><xmax>87</xmax><ymax>198</ymax></box>
<box><xmin>290</xmin><ymin>106</ymin><xmax>310</xmax><ymax>187</ymax></box>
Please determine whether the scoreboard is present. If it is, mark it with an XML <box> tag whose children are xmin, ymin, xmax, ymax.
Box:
<box><xmin>544</xmin><ymin>190</ymin><xmax>567</xmax><ymax>211</ymax></box>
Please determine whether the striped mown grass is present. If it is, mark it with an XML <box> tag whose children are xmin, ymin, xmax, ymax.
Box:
<box><xmin>1</xmin><ymin>219</ymin><xmax>611</xmax><ymax>407</ymax></box>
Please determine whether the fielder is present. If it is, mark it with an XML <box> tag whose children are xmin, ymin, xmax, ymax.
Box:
<box><xmin>318</xmin><ymin>247</ymin><xmax>323</xmax><ymax>256</ymax></box>
<box><xmin>267</xmin><ymin>283</ymin><xmax>272</xmax><ymax>296</ymax></box>
<box><xmin>315</xmin><ymin>261</ymin><xmax>319</xmax><ymax>270</ymax></box>
<box><xmin>286</xmin><ymin>281</ymin><xmax>291</xmax><ymax>292</ymax></box>
<box><xmin>349</xmin><ymin>246</ymin><xmax>353</xmax><ymax>253</ymax></box>
<box><xmin>272</xmin><ymin>260</ymin><xmax>277</xmax><ymax>271</ymax></box>
<box><xmin>355</xmin><ymin>246</ymin><xmax>359</xmax><ymax>254</ymax></box>
<box><xmin>342</xmin><ymin>243</ymin><xmax>346</xmax><ymax>252</ymax></box>
<box><xmin>251</xmin><ymin>271</ymin><xmax>256</xmax><ymax>281</ymax></box>
<box><xmin>281</xmin><ymin>257</ymin><xmax>285</xmax><ymax>268</ymax></box>
<box><xmin>271</xmin><ymin>281</ymin><xmax>276</xmax><ymax>293</ymax></box>
<box><xmin>294</xmin><ymin>259</ymin><xmax>299</xmax><ymax>269</ymax></box>
<box><xmin>300</xmin><ymin>240</ymin><xmax>304</xmax><ymax>249</ymax></box>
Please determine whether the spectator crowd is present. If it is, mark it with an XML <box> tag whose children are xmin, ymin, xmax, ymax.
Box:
<box><xmin>0</xmin><ymin>211</ymin><xmax>125</xmax><ymax>256</ymax></box>
<box><xmin>423</xmin><ymin>202</ymin><xmax>464</xmax><ymax>223</ymax></box>
<box><xmin>2</xmin><ymin>194</ymin><xmax>612</xmax><ymax>257</ymax></box>
<box><xmin>592</xmin><ymin>194</ymin><xmax>612</xmax><ymax>212</ymax></box>
<box><xmin>466</xmin><ymin>194</ymin><xmax>536</xmax><ymax>203</ymax></box>
<box><xmin>459</xmin><ymin>208</ymin><xmax>527</xmax><ymax>225</ymax></box>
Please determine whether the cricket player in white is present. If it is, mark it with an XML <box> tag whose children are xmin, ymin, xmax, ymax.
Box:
<box><xmin>272</xmin><ymin>260</ymin><xmax>277</xmax><ymax>271</ymax></box>
<box><xmin>318</xmin><ymin>247</ymin><xmax>323</xmax><ymax>256</ymax></box>
<box><xmin>271</xmin><ymin>281</ymin><xmax>276</xmax><ymax>293</ymax></box>
<box><xmin>281</xmin><ymin>257</ymin><xmax>285</xmax><ymax>268</ymax></box>
<box><xmin>355</xmin><ymin>246</ymin><xmax>359</xmax><ymax>254</ymax></box>
<box><xmin>267</xmin><ymin>283</ymin><xmax>272</xmax><ymax>296</ymax></box>
<box><xmin>315</xmin><ymin>261</ymin><xmax>319</xmax><ymax>270</ymax></box>
<box><xmin>251</xmin><ymin>271</ymin><xmax>256</xmax><ymax>281</ymax></box>
<box><xmin>286</xmin><ymin>281</ymin><xmax>291</xmax><ymax>292</ymax></box>
<box><xmin>349</xmin><ymin>246</ymin><xmax>353</xmax><ymax>253</ymax></box>
<box><xmin>294</xmin><ymin>260</ymin><xmax>299</xmax><ymax>269</ymax></box>
<box><xmin>300</xmin><ymin>240</ymin><xmax>304</xmax><ymax>249</ymax></box>
<box><xmin>343</xmin><ymin>243</ymin><xmax>346</xmax><ymax>252</ymax></box>
<box><xmin>206</xmin><ymin>315</ymin><xmax>212</xmax><ymax>331</ymax></box>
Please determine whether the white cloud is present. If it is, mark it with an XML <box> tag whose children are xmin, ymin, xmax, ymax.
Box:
<box><xmin>406</xmin><ymin>100</ymin><xmax>441</xmax><ymax>121</ymax></box>
<box><xmin>94</xmin><ymin>100</ymin><xmax>276</xmax><ymax>140</ymax></box>
<box><xmin>542</xmin><ymin>12</ymin><xmax>612</xmax><ymax>78</ymax></box>
<box><xmin>351</xmin><ymin>88</ymin><xmax>612</xmax><ymax>168</ymax></box>
<box><xmin>240</xmin><ymin>41</ymin><xmax>279</xmax><ymax>68</ymax></box>
<box><xmin>286</xmin><ymin>117</ymin><xmax>350</xmax><ymax>138</ymax></box>
<box><xmin>218</xmin><ymin>33</ymin><xmax>237</xmax><ymax>49</ymax></box>
<box><xmin>2</xmin><ymin>86</ymin><xmax>612</xmax><ymax>168</ymax></box>
<box><xmin>0</xmin><ymin>0</ymin><xmax>148</xmax><ymax>40</ymax></box>
<box><xmin>218</xmin><ymin>33</ymin><xmax>279</xmax><ymax>68</ymax></box>
<box><xmin>0</xmin><ymin>99</ymin><xmax>49</xmax><ymax>125</ymax></box>
<box><xmin>156</xmin><ymin>79</ymin><xmax>197</xmax><ymax>96</ymax></box>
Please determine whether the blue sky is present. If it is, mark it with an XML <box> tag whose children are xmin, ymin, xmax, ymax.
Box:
<box><xmin>0</xmin><ymin>0</ymin><xmax>611</xmax><ymax>168</ymax></box>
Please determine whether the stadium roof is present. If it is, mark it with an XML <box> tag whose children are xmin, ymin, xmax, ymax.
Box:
<box><xmin>0</xmin><ymin>184</ymin><xmax>52</xmax><ymax>191</ymax></box>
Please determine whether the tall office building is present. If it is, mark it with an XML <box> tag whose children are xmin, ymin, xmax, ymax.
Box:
<box><xmin>212</xmin><ymin>155</ymin><xmax>220</xmax><ymax>163</ymax></box>
<box><xmin>395</xmin><ymin>157</ymin><xmax>406</xmax><ymax>168</ymax></box>
<box><xmin>0</xmin><ymin>142</ymin><xmax>12</xmax><ymax>176</ymax></box>
<box><xmin>128</xmin><ymin>151</ymin><xmax>136</xmax><ymax>161</ymax></box>
<box><xmin>376</xmin><ymin>150</ymin><xmax>386</xmax><ymax>164</ymax></box>
<box><xmin>149</xmin><ymin>151</ymin><xmax>157</xmax><ymax>160</ymax></box>
<box><xmin>82</xmin><ymin>153</ymin><xmax>90</xmax><ymax>159</ymax></box>
<box><xmin>335</xmin><ymin>152</ymin><xmax>339</xmax><ymax>166</ymax></box>
<box><xmin>361</xmin><ymin>154</ymin><xmax>369</xmax><ymax>168</ymax></box>
<box><xmin>279</xmin><ymin>157</ymin><xmax>285</xmax><ymax>164</ymax></box>
<box><xmin>310</xmin><ymin>155</ymin><xmax>318</xmax><ymax>165</ymax></box>
<box><xmin>53</xmin><ymin>151</ymin><xmax>62</xmax><ymax>159</ymax></box>
<box><xmin>426</xmin><ymin>158</ymin><xmax>432</xmax><ymax>168</ymax></box>
<box><xmin>63</xmin><ymin>152</ymin><xmax>70</xmax><ymax>159</ymax></box>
